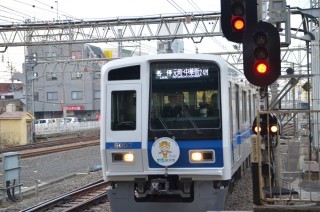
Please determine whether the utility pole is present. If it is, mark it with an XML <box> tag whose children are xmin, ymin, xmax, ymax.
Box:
<box><xmin>55</xmin><ymin>1</ymin><xmax>59</xmax><ymax>21</ymax></box>
<box><xmin>25</xmin><ymin>53</ymin><xmax>37</xmax><ymax>116</ymax></box>
<box><xmin>7</xmin><ymin>62</ymin><xmax>15</xmax><ymax>93</ymax></box>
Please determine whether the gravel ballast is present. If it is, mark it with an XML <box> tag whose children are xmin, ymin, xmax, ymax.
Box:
<box><xmin>3</xmin><ymin>145</ymin><xmax>254</xmax><ymax>211</ymax></box>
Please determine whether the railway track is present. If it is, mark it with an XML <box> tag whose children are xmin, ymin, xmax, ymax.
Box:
<box><xmin>0</xmin><ymin>136</ymin><xmax>99</xmax><ymax>162</ymax></box>
<box><xmin>20</xmin><ymin>141</ymin><xmax>99</xmax><ymax>159</ymax></box>
<box><xmin>21</xmin><ymin>180</ymin><xmax>109</xmax><ymax>212</ymax></box>
<box><xmin>0</xmin><ymin>136</ymin><xmax>100</xmax><ymax>154</ymax></box>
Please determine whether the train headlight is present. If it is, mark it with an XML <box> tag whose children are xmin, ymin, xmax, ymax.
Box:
<box><xmin>270</xmin><ymin>125</ymin><xmax>278</xmax><ymax>134</ymax></box>
<box><xmin>189</xmin><ymin>150</ymin><xmax>215</xmax><ymax>163</ymax></box>
<box><xmin>112</xmin><ymin>152</ymin><xmax>134</xmax><ymax>163</ymax></box>
<box><xmin>253</xmin><ymin>125</ymin><xmax>261</xmax><ymax>134</ymax></box>
<box><xmin>123</xmin><ymin>153</ymin><xmax>134</xmax><ymax>162</ymax></box>
<box><xmin>191</xmin><ymin>152</ymin><xmax>203</xmax><ymax>161</ymax></box>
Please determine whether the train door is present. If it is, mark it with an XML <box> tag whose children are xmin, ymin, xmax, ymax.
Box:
<box><xmin>105</xmin><ymin>84</ymin><xmax>143</xmax><ymax>172</ymax></box>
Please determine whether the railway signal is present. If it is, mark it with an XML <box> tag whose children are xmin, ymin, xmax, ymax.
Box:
<box><xmin>252</xmin><ymin>113</ymin><xmax>280</xmax><ymax>136</ymax></box>
<box><xmin>243</xmin><ymin>21</ymin><xmax>281</xmax><ymax>87</ymax></box>
<box><xmin>220</xmin><ymin>0</ymin><xmax>257</xmax><ymax>43</ymax></box>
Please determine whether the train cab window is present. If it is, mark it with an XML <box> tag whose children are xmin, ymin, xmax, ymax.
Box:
<box><xmin>111</xmin><ymin>90</ymin><xmax>136</xmax><ymax>131</ymax></box>
<box><xmin>149</xmin><ymin>61</ymin><xmax>221</xmax><ymax>136</ymax></box>
<box><xmin>108</xmin><ymin>65</ymin><xmax>140</xmax><ymax>80</ymax></box>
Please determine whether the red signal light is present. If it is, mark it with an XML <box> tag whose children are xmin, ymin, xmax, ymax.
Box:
<box><xmin>231</xmin><ymin>16</ymin><xmax>245</xmax><ymax>31</ymax></box>
<box><xmin>255</xmin><ymin>61</ymin><xmax>268</xmax><ymax>74</ymax></box>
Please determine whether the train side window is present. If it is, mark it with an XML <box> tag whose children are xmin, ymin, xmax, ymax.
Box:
<box><xmin>111</xmin><ymin>90</ymin><xmax>136</xmax><ymax>131</ymax></box>
<box><xmin>235</xmin><ymin>84</ymin><xmax>240</xmax><ymax>130</ymax></box>
<box><xmin>242</xmin><ymin>90</ymin><xmax>247</xmax><ymax>123</ymax></box>
<box><xmin>249</xmin><ymin>90</ymin><xmax>252</xmax><ymax>123</ymax></box>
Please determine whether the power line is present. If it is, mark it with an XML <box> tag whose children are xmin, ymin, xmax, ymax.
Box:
<box><xmin>167</xmin><ymin>0</ymin><xmax>187</xmax><ymax>15</ymax></box>
<box><xmin>35</xmin><ymin>0</ymin><xmax>80</xmax><ymax>20</ymax></box>
<box><xmin>0</xmin><ymin>14</ymin><xmax>23</xmax><ymax>22</ymax></box>
<box><xmin>186</xmin><ymin>0</ymin><xmax>203</xmax><ymax>14</ymax></box>
<box><xmin>0</xmin><ymin>5</ymin><xmax>35</xmax><ymax>21</ymax></box>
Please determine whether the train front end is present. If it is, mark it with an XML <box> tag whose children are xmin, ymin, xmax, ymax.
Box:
<box><xmin>100</xmin><ymin>54</ymin><xmax>232</xmax><ymax>212</ymax></box>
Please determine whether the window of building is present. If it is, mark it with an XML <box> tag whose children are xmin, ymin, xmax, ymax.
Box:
<box><xmin>94</xmin><ymin>71</ymin><xmax>101</xmax><ymax>79</ymax></box>
<box><xmin>34</xmin><ymin>72</ymin><xmax>39</xmax><ymax>81</ymax></box>
<box><xmin>71</xmin><ymin>91</ymin><xmax>83</xmax><ymax>100</ymax></box>
<box><xmin>46</xmin><ymin>72</ymin><xmax>58</xmax><ymax>81</ymax></box>
<box><xmin>94</xmin><ymin>90</ymin><xmax>100</xmax><ymax>99</ymax></box>
<box><xmin>71</xmin><ymin>51</ymin><xmax>82</xmax><ymax>59</ymax></box>
<box><xmin>34</xmin><ymin>92</ymin><xmax>39</xmax><ymax>101</ymax></box>
<box><xmin>46</xmin><ymin>52</ymin><xmax>57</xmax><ymax>60</ymax></box>
<box><xmin>27</xmin><ymin>53</ymin><xmax>37</xmax><ymax>62</ymax></box>
<box><xmin>71</xmin><ymin>71</ymin><xmax>83</xmax><ymax>80</ymax></box>
<box><xmin>47</xmin><ymin>92</ymin><xmax>58</xmax><ymax>101</ymax></box>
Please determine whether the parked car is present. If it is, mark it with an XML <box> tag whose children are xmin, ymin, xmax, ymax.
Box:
<box><xmin>60</xmin><ymin>117</ymin><xmax>79</xmax><ymax>124</ymax></box>
<box><xmin>35</xmin><ymin>118</ymin><xmax>56</xmax><ymax>125</ymax></box>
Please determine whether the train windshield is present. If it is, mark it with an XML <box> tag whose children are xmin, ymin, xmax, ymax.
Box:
<box><xmin>150</xmin><ymin>61</ymin><xmax>221</xmax><ymax>139</ymax></box>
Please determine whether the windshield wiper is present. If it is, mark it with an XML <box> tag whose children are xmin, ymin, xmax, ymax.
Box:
<box><xmin>154</xmin><ymin>109</ymin><xmax>172</xmax><ymax>135</ymax></box>
<box><xmin>182</xmin><ymin>107</ymin><xmax>202</xmax><ymax>134</ymax></box>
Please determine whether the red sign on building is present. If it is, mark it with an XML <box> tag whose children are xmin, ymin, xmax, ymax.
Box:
<box><xmin>62</xmin><ymin>105</ymin><xmax>84</xmax><ymax>111</ymax></box>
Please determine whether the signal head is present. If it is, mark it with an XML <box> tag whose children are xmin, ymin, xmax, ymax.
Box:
<box><xmin>231</xmin><ymin>16</ymin><xmax>245</xmax><ymax>31</ymax></box>
<box><xmin>253</xmin><ymin>31</ymin><xmax>268</xmax><ymax>45</ymax></box>
<box><xmin>255</xmin><ymin>61</ymin><xmax>268</xmax><ymax>74</ymax></box>
<box><xmin>254</xmin><ymin>46</ymin><xmax>268</xmax><ymax>60</ymax></box>
<box><xmin>243</xmin><ymin>21</ymin><xmax>281</xmax><ymax>87</ymax></box>
<box><xmin>220</xmin><ymin>0</ymin><xmax>258</xmax><ymax>43</ymax></box>
<box><xmin>231</xmin><ymin>1</ymin><xmax>245</xmax><ymax>16</ymax></box>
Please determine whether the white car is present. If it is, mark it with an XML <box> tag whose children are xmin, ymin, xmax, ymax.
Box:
<box><xmin>60</xmin><ymin>117</ymin><xmax>79</xmax><ymax>124</ymax></box>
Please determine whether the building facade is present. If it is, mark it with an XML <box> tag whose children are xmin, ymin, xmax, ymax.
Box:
<box><xmin>0</xmin><ymin>83</ymin><xmax>24</xmax><ymax>113</ymax></box>
<box><xmin>26</xmin><ymin>44</ymin><xmax>106</xmax><ymax>121</ymax></box>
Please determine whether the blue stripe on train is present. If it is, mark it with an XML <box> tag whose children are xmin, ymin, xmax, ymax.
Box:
<box><xmin>148</xmin><ymin>140</ymin><xmax>224</xmax><ymax>168</ymax></box>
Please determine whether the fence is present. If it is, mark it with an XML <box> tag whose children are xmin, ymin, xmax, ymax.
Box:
<box><xmin>253</xmin><ymin>110</ymin><xmax>320</xmax><ymax>208</ymax></box>
<box><xmin>34</xmin><ymin>121</ymin><xmax>100</xmax><ymax>135</ymax></box>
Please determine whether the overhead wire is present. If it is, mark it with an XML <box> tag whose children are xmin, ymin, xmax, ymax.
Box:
<box><xmin>167</xmin><ymin>0</ymin><xmax>187</xmax><ymax>15</ymax></box>
<box><xmin>165</xmin><ymin>0</ymin><xmax>202</xmax><ymax>53</ymax></box>
<box><xmin>187</xmin><ymin>0</ymin><xmax>203</xmax><ymax>14</ymax></box>
<box><xmin>7</xmin><ymin>0</ymin><xmax>78</xmax><ymax>22</ymax></box>
<box><xmin>166</xmin><ymin>0</ymin><xmax>224</xmax><ymax>54</ymax></box>
<box><xmin>0</xmin><ymin>14</ymin><xmax>23</xmax><ymax>23</ymax></box>
<box><xmin>2</xmin><ymin>0</ymin><xmax>53</xmax><ymax>22</ymax></box>
<box><xmin>1</xmin><ymin>1</ymin><xmax>220</xmax><ymax>62</ymax></box>
<box><xmin>4</xmin><ymin>1</ymin><xmax>158</xmax><ymax>54</ymax></box>
<box><xmin>0</xmin><ymin>5</ymin><xmax>36</xmax><ymax>22</ymax></box>
<box><xmin>34</xmin><ymin>0</ymin><xmax>80</xmax><ymax>20</ymax></box>
<box><xmin>183</xmin><ymin>0</ymin><xmax>237</xmax><ymax>61</ymax></box>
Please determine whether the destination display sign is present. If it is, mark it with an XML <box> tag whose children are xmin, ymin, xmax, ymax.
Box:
<box><xmin>154</xmin><ymin>67</ymin><xmax>209</xmax><ymax>80</ymax></box>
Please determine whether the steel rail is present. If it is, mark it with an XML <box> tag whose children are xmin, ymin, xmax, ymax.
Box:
<box><xmin>0</xmin><ymin>136</ymin><xmax>99</xmax><ymax>154</ymax></box>
<box><xmin>21</xmin><ymin>180</ymin><xmax>109</xmax><ymax>212</ymax></box>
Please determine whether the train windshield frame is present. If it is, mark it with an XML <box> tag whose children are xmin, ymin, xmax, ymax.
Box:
<box><xmin>149</xmin><ymin>60</ymin><xmax>222</xmax><ymax>140</ymax></box>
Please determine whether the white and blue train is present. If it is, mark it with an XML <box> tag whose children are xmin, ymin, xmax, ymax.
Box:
<box><xmin>100</xmin><ymin>53</ymin><xmax>257</xmax><ymax>211</ymax></box>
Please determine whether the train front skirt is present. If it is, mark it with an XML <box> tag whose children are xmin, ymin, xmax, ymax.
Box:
<box><xmin>107</xmin><ymin>181</ymin><xmax>228</xmax><ymax>212</ymax></box>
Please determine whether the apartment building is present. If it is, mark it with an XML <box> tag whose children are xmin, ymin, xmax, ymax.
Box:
<box><xmin>0</xmin><ymin>83</ymin><xmax>24</xmax><ymax>113</ymax></box>
<box><xmin>27</xmin><ymin>44</ymin><xmax>105</xmax><ymax>121</ymax></box>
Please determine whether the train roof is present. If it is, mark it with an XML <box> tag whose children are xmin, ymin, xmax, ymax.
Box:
<box><xmin>101</xmin><ymin>53</ymin><xmax>249</xmax><ymax>86</ymax></box>
<box><xmin>102</xmin><ymin>53</ymin><xmax>229</xmax><ymax>70</ymax></box>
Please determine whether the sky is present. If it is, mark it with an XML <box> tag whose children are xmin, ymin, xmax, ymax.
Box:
<box><xmin>0</xmin><ymin>0</ymin><xmax>311</xmax><ymax>82</ymax></box>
